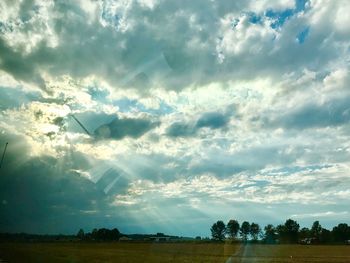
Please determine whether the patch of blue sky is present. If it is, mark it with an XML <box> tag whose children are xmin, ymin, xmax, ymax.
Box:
<box><xmin>247</xmin><ymin>12</ymin><xmax>262</xmax><ymax>25</ymax></box>
<box><xmin>113</xmin><ymin>98</ymin><xmax>173</xmax><ymax>115</ymax></box>
<box><xmin>0</xmin><ymin>86</ymin><xmax>41</xmax><ymax>110</ymax></box>
<box><xmin>156</xmin><ymin>101</ymin><xmax>174</xmax><ymax>115</ymax></box>
<box><xmin>230</xmin><ymin>12</ymin><xmax>262</xmax><ymax>30</ymax></box>
<box><xmin>252</xmin><ymin>180</ymin><xmax>270</xmax><ymax>187</ymax></box>
<box><xmin>113</xmin><ymin>98</ymin><xmax>139</xmax><ymax>113</ymax></box>
<box><xmin>265</xmin><ymin>0</ymin><xmax>309</xmax><ymax>29</ymax></box>
<box><xmin>87</xmin><ymin>86</ymin><xmax>110</xmax><ymax>104</ymax></box>
<box><xmin>295</xmin><ymin>0</ymin><xmax>309</xmax><ymax>12</ymax></box>
<box><xmin>266</xmin><ymin>8</ymin><xmax>294</xmax><ymax>29</ymax></box>
<box><xmin>296</xmin><ymin>26</ymin><xmax>310</xmax><ymax>44</ymax></box>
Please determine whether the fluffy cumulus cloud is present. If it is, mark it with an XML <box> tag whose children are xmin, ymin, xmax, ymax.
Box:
<box><xmin>0</xmin><ymin>0</ymin><xmax>350</xmax><ymax>236</ymax></box>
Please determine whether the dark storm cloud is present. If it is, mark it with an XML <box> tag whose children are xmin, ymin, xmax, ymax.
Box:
<box><xmin>166</xmin><ymin>111</ymin><xmax>230</xmax><ymax>137</ymax></box>
<box><xmin>272</xmin><ymin>96</ymin><xmax>350</xmax><ymax>129</ymax></box>
<box><xmin>0</xmin><ymin>157</ymin><xmax>102</xmax><ymax>231</ymax></box>
<box><xmin>166</xmin><ymin>122</ymin><xmax>195</xmax><ymax>137</ymax></box>
<box><xmin>0</xmin><ymin>133</ymin><xmax>127</xmax><ymax>234</ymax></box>
<box><xmin>196</xmin><ymin>111</ymin><xmax>230</xmax><ymax>129</ymax></box>
<box><xmin>0</xmin><ymin>39</ymin><xmax>46</xmax><ymax>90</ymax></box>
<box><xmin>94</xmin><ymin>116</ymin><xmax>159</xmax><ymax>140</ymax></box>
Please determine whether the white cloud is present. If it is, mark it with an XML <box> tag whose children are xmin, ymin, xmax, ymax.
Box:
<box><xmin>137</xmin><ymin>0</ymin><xmax>159</xmax><ymax>10</ymax></box>
<box><xmin>249</xmin><ymin>0</ymin><xmax>295</xmax><ymax>13</ymax></box>
<box><xmin>309</xmin><ymin>0</ymin><xmax>350</xmax><ymax>40</ymax></box>
<box><xmin>0</xmin><ymin>0</ymin><xmax>58</xmax><ymax>53</ymax></box>
<box><xmin>217</xmin><ymin>13</ymin><xmax>276</xmax><ymax>58</ymax></box>
<box><xmin>323</xmin><ymin>68</ymin><xmax>350</xmax><ymax>91</ymax></box>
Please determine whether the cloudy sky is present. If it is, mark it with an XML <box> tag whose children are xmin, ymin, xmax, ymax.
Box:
<box><xmin>0</xmin><ymin>0</ymin><xmax>350</xmax><ymax>236</ymax></box>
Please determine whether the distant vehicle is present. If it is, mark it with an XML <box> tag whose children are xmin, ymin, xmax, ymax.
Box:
<box><xmin>300</xmin><ymin>238</ymin><xmax>317</xmax><ymax>245</ymax></box>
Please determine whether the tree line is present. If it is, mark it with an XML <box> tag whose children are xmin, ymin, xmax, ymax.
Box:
<box><xmin>0</xmin><ymin>228</ymin><xmax>121</xmax><ymax>242</ymax></box>
<box><xmin>77</xmin><ymin>228</ymin><xmax>120</xmax><ymax>241</ymax></box>
<box><xmin>211</xmin><ymin>219</ymin><xmax>350</xmax><ymax>244</ymax></box>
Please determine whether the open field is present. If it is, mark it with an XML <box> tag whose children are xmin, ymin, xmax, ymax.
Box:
<box><xmin>0</xmin><ymin>242</ymin><xmax>350</xmax><ymax>263</ymax></box>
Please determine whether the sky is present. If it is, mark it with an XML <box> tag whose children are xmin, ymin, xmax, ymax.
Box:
<box><xmin>0</xmin><ymin>0</ymin><xmax>350</xmax><ymax>237</ymax></box>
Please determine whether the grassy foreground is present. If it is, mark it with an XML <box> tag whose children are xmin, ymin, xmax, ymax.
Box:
<box><xmin>0</xmin><ymin>242</ymin><xmax>350</xmax><ymax>263</ymax></box>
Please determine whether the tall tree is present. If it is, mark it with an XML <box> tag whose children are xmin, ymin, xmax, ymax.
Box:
<box><xmin>319</xmin><ymin>228</ymin><xmax>332</xmax><ymax>244</ymax></box>
<box><xmin>91</xmin><ymin>228</ymin><xmax>98</xmax><ymax>240</ymax></box>
<box><xmin>277</xmin><ymin>219</ymin><xmax>300</xmax><ymax>243</ymax></box>
<box><xmin>311</xmin><ymin>221</ymin><xmax>322</xmax><ymax>241</ymax></box>
<box><xmin>77</xmin><ymin>229</ymin><xmax>85</xmax><ymax>240</ymax></box>
<box><xmin>240</xmin><ymin>221</ymin><xmax>251</xmax><ymax>241</ymax></box>
<box><xmin>250</xmin><ymin>222</ymin><xmax>261</xmax><ymax>241</ymax></box>
<box><xmin>211</xmin><ymin>221</ymin><xmax>226</xmax><ymax>241</ymax></box>
<box><xmin>227</xmin><ymin>219</ymin><xmax>240</xmax><ymax>239</ymax></box>
<box><xmin>264</xmin><ymin>224</ymin><xmax>277</xmax><ymax>244</ymax></box>
<box><xmin>110</xmin><ymin>228</ymin><xmax>121</xmax><ymax>240</ymax></box>
<box><xmin>332</xmin><ymin>223</ymin><xmax>350</xmax><ymax>242</ymax></box>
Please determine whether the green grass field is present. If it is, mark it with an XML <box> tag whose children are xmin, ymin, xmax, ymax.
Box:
<box><xmin>0</xmin><ymin>242</ymin><xmax>350</xmax><ymax>263</ymax></box>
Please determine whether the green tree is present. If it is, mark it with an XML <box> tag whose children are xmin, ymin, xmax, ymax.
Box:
<box><xmin>250</xmin><ymin>222</ymin><xmax>261</xmax><ymax>241</ymax></box>
<box><xmin>226</xmin><ymin>219</ymin><xmax>240</xmax><ymax>239</ymax></box>
<box><xmin>211</xmin><ymin>221</ymin><xmax>226</xmax><ymax>241</ymax></box>
<box><xmin>319</xmin><ymin>228</ymin><xmax>332</xmax><ymax>244</ymax></box>
<box><xmin>111</xmin><ymin>228</ymin><xmax>120</xmax><ymax>240</ymax></box>
<box><xmin>91</xmin><ymin>228</ymin><xmax>98</xmax><ymax>240</ymax></box>
<box><xmin>264</xmin><ymin>224</ymin><xmax>277</xmax><ymax>244</ymax></box>
<box><xmin>332</xmin><ymin>223</ymin><xmax>350</xmax><ymax>242</ymax></box>
<box><xmin>277</xmin><ymin>219</ymin><xmax>300</xmax><ymax>243</ymax></box>
<box><xmin>240</xmin><ymin>221</ymin><xmax>251</xmax><ymax>241</ymax></box>
<box><xmin>311</xmin><ymin>221</ymin><xmax>322</xmax><ymax>241</ymax></box>
<box><xmin>299</xmin><ymin>227</ymin><xmax>310</xmax><ymax>240</ymax></box>
<box><xmin>77</xmin><ymin>229</ymin><xmax>85</xmax><ymax>240</ymax></box>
